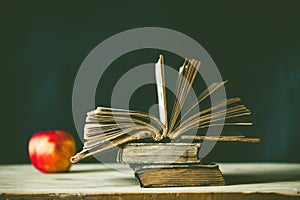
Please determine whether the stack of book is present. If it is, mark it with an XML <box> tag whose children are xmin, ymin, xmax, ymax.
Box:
<box><xmin>71</xmin><ymin>54</ymin><xmax>260</xmax><ymax>187</ymax></box>
<box><xmin>117</xmin><ymin>143</ymin><xmax>225</xmax><ymax>187</ymax></box>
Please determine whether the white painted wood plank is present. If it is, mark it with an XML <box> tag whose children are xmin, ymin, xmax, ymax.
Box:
<box><xmin>0</xmin><ymin>163</ymin><xmax>299</xmax><ymax>199</ymax></box>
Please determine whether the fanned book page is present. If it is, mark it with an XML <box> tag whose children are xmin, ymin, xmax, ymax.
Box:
<box><xmin>155</xmin><ymin>55</ymin><xmax>168</xmax><ymax>136</ymax></box>
<box><xmin>71</xmin><ymin>55</ymin><xmax>259</xmax><ymax>163</ymax></box>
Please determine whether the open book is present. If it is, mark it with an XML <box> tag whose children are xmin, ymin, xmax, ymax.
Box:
<box><xmin>71</xmin><ymin>55</ymin><xmax>259</xmax><ymax>163</ymax></box>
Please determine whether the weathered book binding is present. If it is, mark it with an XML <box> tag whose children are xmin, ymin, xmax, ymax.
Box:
<box><xmin>117</xmin><ymin>143</ymin><xmax>201</xmax><ymax>164</ymax></box>
<box><xmin>134</xmin><ymin>164</ymin><xmax>225</xmax><ymax>187</ymax></box>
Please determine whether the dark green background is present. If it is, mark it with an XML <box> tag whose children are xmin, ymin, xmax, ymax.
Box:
<box><xmin>1</xmin><ymin>1</ymin><xmax>299</xmax><ymax>164</ymax></box>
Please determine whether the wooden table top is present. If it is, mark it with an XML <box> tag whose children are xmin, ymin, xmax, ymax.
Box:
<box><xmin>0</xmin><ymin>163</ymin><xmax>300</xmax><ymax>200</ymax></box>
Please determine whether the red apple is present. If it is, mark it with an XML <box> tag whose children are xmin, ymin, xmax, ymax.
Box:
<box><xmin>28</xmin><ymin>130</ymin><xmax>76</xmax><ymax>173</ymax></box>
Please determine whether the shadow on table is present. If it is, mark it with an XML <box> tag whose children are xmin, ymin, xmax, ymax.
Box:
<box><xmin>69</xmin><ymin>168</ymin><xmax>116</xmax><ymax>173</ymax></box>
<box><xmin>114</xmin><ymin>177</ymin><xmax>139</xmax><ymax>185</ymax></box>
<box><xmin>224</xmin><ymin>174</ymin><xmax>300</xmax><ymax>185</ymax></box>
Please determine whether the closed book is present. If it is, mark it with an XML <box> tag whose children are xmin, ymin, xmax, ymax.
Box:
<box><xmin>134</xmin><ymin>164</ymin><xmax>225</xmax><ymax>187</ymax></box>
<box><xmin>117</xmin><ymin>143</ymin><xmax>201</xmax><ymax>164</ymax></box>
